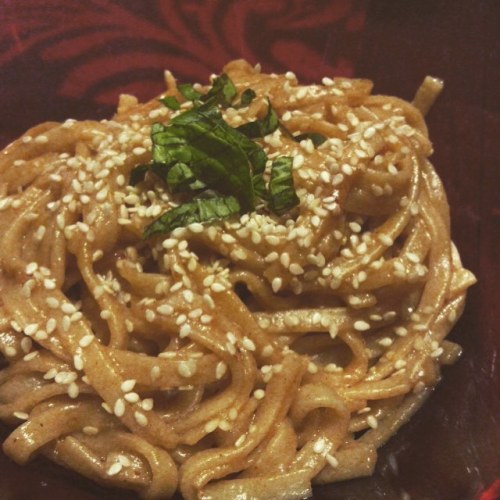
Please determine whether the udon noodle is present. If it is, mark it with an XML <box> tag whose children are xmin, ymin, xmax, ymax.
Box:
<box><xmin>0</xmin><ymin>60</ymin><xmax>475</xmax><ymax>499</ymax></box>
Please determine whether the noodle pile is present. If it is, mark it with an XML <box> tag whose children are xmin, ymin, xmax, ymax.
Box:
<box><xmin>0</xmin><ymin>60</ymin><xmax>475</xmax><ymax>499</ymax></box>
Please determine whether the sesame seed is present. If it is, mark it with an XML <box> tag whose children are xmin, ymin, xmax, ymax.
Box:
<box><xmin>101</xmin><ymin>402</ymin><xmax>112</xmax><ymax>414</ymax></box>
<box><xmin>289</xmin><ymin>263</ymin><xmax>304</xmax><ymax>275</ymax></box>
<box><xmin>378</xmin><ymin>337</ymin><xmax>393</xmax><ymax>347</ymax></box>
<box><xmin>12</xmin><ymin>411</ymin><xmax>29</xmax><ymax>420</ymax></box>
<box><xmin>253</xmin><ymin>389</ymin><xmax>265</xmax><ymax>400</ymax></box>
<box><xmin>308</xmin><ymin>362</ymin><xmax>318</xmax><ymax>374</ymax></box>
<box><xmin>341</xmin><ymin>164</ymin><xmax>353</xmax><ymax>176</ymax></box>
<box><xmin>272</xmin><ymin>277</ymin><xmax>283</xmax><ymax>293</ymax></box>
<box><xmin>354</xmin><ymin>320</ymin><xmax>370</xmax><ymax>331</ymax></box>
<box><xmin>142</xmin><ymin>398</ymin><xmax>154</xmax><ymax>411</ymax></box>
<box><xmin>280</xmin><ymin>252</ymin><xmax>291</xmax><ymax>268</ymax></box>
<box><xmin>156</xmin><ymin>304</ymin><xmax>173</xmax><ymax>315</ymax></box>
<box><xmin>68</xmin><ymin>383</ymin><xmax>79</xmax><ymax>399</ymax></box>
<box><xmin>329</xmin><ymin>324</ymin><xmax>339</xmax><ymax>339</ymax></box>
<box><xmin>378</xmin><ymin>234</ymin><xmax>393</xmax><ymax>246</ymax></box>
<box><xmin>35</xmin><ymin>135</ymin><xmax>49</xmax><ymax>144</ymax></box>
<box><xmin>204</xmin><ymin>419</ymin><xmax>219</xmax><ymax>433</ymax></box>
<box><xmin>83</xmin><ymin>426</ymin><xmax>99</xmax><ymax>435</ymax></box>
<box><xmin>24</xmin><ymin>323</ymin><xmax>39</xmax><ymax>336</ymax></box>
<box><xmin>235</xmin><ymin>434</ymin><xmax>246</xmax><ymax>447</ymax></box>
<box><xmin>121</xmin><ymin>379</ymin><xmax>136</xmax><ymax>393</ymax></box>
<box><xmin>211</xmin><ymin>283</ymin><xmax>226</xmax><ymax>293</ymax></box>
<box><xmin>293</xmin><ymin>155</ymin><xmax>304</xmax><ymax>169</ymax></box>
<box><xmin>124</xmin><ymin>392</ymin><xmax>140</xmax><ymax>403</ymax></box>
<box><xmin>242</xmin><ymin>336</ymin><xmax>256</xmax><ymax>351</ymax></box>
<box><xmin>179</xmin><ymin>324</ymin><xmax>192</xmax><ymax>338</ymax></box>
<box><xmin>79</xmin><ymin>334</ymin><xmax>95</xmax><ymax>347</ymax></box>
<box><xmin>23</xmin><ymin>351</ymin><xmax>39</xmax><ymax>361</ymax></box>
<box><xmin>107</xmin><ymin>462</ymin><xmax>123</xmax><ymax>476</ymax></box>
<box><xmin>262</xmin><ymin>345</ymin><xmax>274</xmax><ymax>357</ymax></box>
<box><xmin>216</xmin><ymin>361</ymin><xmax>227</xmax><ymax>379</ymax></box>
<box><xmin>73</xmin><ymin>354</ymin><xmax>84</xmax><ymax>371</ymax></box>
<box><xmin>394</xmin><ymin>359</ymin><xmax>407</xmax><ymax>370</ymax></box>
<box><xmin>200</xmin><ymin>314</ymin><xmax>212</xmax><ymax>324</ymax></box>
<box><xmin>134</xmin><ymin>411</ymin><xmax>148</xmax><ymax>427</ymax></box>
<box><xmin>5</xmin><ymin>346</ymin><xmax>17</xmax><ymax>357</ymax></box>
<box><xmin>326</xmin><ymin>453</ymin><xmax>339</xmax><ymax>468</ymax></box>
<box><xmin>367</xmin><ymin>415</ymin><xmax>378</xmax><ymax>429</ymax></box>
<box><xmin>178</xmin><ymin>360</ymin><xmax>197</xmax><ymax>378</ymax></box>
<box><xmin>188</xmin><ymin>222</ymin><xmax>204</xmax><ymax>233</ymax></box>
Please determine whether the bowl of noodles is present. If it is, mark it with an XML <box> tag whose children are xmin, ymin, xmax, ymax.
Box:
<box><xmin>0</xmin><ymin>1</ymin><xmax>498</xmax><ymax>500</ymax></box>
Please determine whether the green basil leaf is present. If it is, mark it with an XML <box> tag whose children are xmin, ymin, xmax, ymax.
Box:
<box><xmin>239</xmin><ymin>88</ymin><xmax>256</xmax><ymax>107</ymax></box>
<box><xmin>166</xmin><ymin>163</ymin><xmax>198</xmax><ymax>193</ymax></box>
<box><xmin>156</xmin><ymin>106</ymin><xmax>259</xmax><ymax>210</ymax></box>
<box><xmin>236</xmin><ymin>98</ymin><xmax>279</xmax><ymax>138</ymax></box>
<box><xmin>144</xmin><ymin>195</ymin><xmax>240</xmax><ymax>237</ymax></box>
<box><xmin>159</xmin><ymin>96</ymin><xmax>180</xmax><ymax>110</ymax></box>
<box><xmin>200</xmin><ymin>73</ymin><xmax>237</xmax><ymax>107</ymax></box>
<box><xmin>294</xmin><ymin>132</ymin><xmax>327</xmax><ymax>147</ymax></box>
<box><xmin>178</xmin><ymin>83</ymin><xmax>202</xmax><ymax>102</ymax></box>
<box><xmin>269</xmin><ymin>156</ymin><xmax>300</xmax><ymax>214</ymax></box>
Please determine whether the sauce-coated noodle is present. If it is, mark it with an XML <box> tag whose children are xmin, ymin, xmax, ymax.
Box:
<box><xmin>0</xmin><ymin>60</ymin><xmax>476</xmax><ymax>499</ymax></box>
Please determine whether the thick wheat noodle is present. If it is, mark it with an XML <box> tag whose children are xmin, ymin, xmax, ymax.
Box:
<box><xmin>0</xmin><ymin>60</ymin><xmax>475</xmax><ymax>499</ymax></box>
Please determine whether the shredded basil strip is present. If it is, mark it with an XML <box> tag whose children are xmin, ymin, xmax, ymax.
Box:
<box><xmin>239</xmin><ymin>88</ymin><xmax>256</xmax><ymax>107</ymax></box>
<box><xmin>178</xmin><ymin>83</ymin><xmax>202</xmax><ymax>102</ymax></box>
<box><xmin>236</xmin><ymin>98</ymin><xmax>279</xmax><ymax>138</ymax></box>
<box><xmin>159</xmin><ymin>96</ymin><xmax>180</xmax><ymax>110</ymax></box>
<box><xmin>294</xmin><ymin>132</ymin><xmax>327</xmax><ymax>147</ymax></box>
<box><xmin>166</xmin><ymin>163</ymin><xmax>206</xmax><ymax>193</ymax></box>
<box><xmin>144</xmin><ymin>195</ymin><xmax>240</xmax><ymax>238</ymax></box>
<box><xmin>150</xmin><ymin>106</ymin><xmax>267</xmax><ymax>210</ymax></box>
<box><xmin>269</xmin><ymin>156</ymin><xmax>300</xmax><ymax>214</ymax></box>
<box><xmin>131</xmin><ymin>72</ymin><xmax>303</xmax><ymax>237</ymax></box>
<box><xmin>200</xmin><ymin>73</ymin><xmax>237</xmax><ymax>107</ymax></box>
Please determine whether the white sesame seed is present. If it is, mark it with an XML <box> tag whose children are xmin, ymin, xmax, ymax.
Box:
<box><xmin>272</xmin><ymin>277</ymin><xmax>283</xmax><ymax>293</ymax></box>
<box><xmin>188</xmin><ymin>222</ymin><xmax>204</xmax><ymax>233</ymax></box>
<box><xmin>124</xmin><ymin>392</ymin><xmax>140</xmax><ymax>403</ymax></box>
<box><xmin>326</xmin><ymin>453</ymin><xmax>339</xmax><ymax>468</ymax></box>
<box><xmin>329</xmin><ymin>324</ymin><xmax>339</xmax><ymax>339</ymax></box>
<box><xmin>367</xmin><ymin>415</ymin><xmax>378</xmax><ymax>429</ymax></box>
<box><xmin>289</xmin><ymin>263</ymin><xmax>304</xmax><ymax>275</ymax></box>
<box><xmin>235</xmin><ymin>434</ymin><xmax>246</xmax><ymax>447</ymax></box>
<box><xmin>73</xmin><ymin>354</ymin><xmax>84</xmax><ymax>371</ymax></box>
<box><xmin>121</xmin><ymin>379</ymin><xmax>136</xmax><ymax>393</ymax></box>
<box><xmin>378</xmin><ymin>233</ymin><xmax>393</xmax><ymax>246</ymax></box>
<box><xmin>134</xmin><ymin>411</ymin><xmax>148</xmax><ymax>427</ymax></box>
<box><xmin>242</xmin><ymin>337</ymin><xmax>256</xmax><ymax>351</ymax></box>
<box><xmin>79</xmin><ymin>334</ymin><xmax>95</xmax><ymax>347</ymax></box>
<box><xmin>178</xmin><ymin>360</ymin><xmax>197</xmax><ymax>378</ymax></box>
<box><xmin>5</xmin><ymin>346</ymin><xmax>17</xmax><ymax>357</ymax></box>
<box><xmin>253</xmin><ymin>389</ymin><xmax>265</xmax><ymax>400</ymax></box>
<box><xmin>204</xmin><ymin>419</ymin><xmax>219</xmax><ymax>433</ymax></box>
<box><xmin>216</xmin><ymin>361</ymin><xmax>227</xmax><ymax>380</ymax></box>
<box><xmin>107</xmin><ymin>462</ymin><xmax>123</xmax><ymax>476</ymax></box>
<box><xmin>23</xmin><ymin>351</ymin><xmax>39</xmax><ymax>361</ymax></box>
<box><xmin>354</xmin><ymin>320</ymin><xmax>370</xmax><ymax>331</ymax></box>
<box><xmin>378</xmin><ymin>337</ymin><xmax>393</xmax><ymax>347</ymax></box>
<box><xmin>179</xmin><ymin>324</ymin><xmax>192</xmax><ymax>338</ymax></box>
<box><xmin>211</xmin><ymin>283</ymin><xmax>226</xmax><ymax>293</ymax></box>
<box><xmin>157</xmin><ymin>304</ymin><xmax>173</xmax><ymax>315</ymax></box>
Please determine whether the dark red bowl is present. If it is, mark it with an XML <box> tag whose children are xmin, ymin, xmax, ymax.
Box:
<box><xmin>0</xmin><ymin>1</ymin><xmax>498</xmax><ymax>499</ymax></box>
